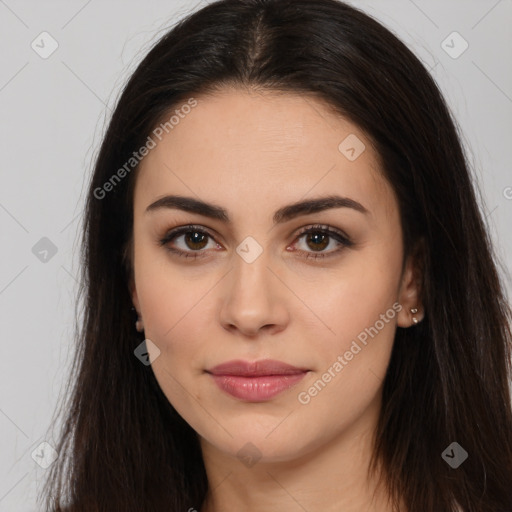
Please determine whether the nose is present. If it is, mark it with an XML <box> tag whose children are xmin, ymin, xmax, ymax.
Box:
<box><xmin>219</xmin><ymin>250</ymin><xmax>289</xmax><ymax>338</ymax></box>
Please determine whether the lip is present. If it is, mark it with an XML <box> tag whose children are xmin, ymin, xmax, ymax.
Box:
<box><xmin>206</xmin><ymin>359</ymin><xmax>309</xmax><ymax>402</ymax></box>
<box><xmin>207</xmin><ymin>359</ymin><xmax>309</xmax><ymax>377</ymax></box>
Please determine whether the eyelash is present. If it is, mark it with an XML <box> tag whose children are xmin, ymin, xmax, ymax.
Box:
<box><xmin>158</xmin><ymin>224</ymin><xmax>353</xmax><ymax>261</ymax></box>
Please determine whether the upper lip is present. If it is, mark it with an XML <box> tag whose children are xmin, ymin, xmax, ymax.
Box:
<box><xmin>207</xmin><ymin>359</ymin><xmax>309</xmax><ymax>377</ymax></box>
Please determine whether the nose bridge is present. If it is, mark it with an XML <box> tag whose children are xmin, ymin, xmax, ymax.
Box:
<box><xmin>229</xmin><ymin>242</ymin><xmax>273</xmax><ymax>304</ymax></box>
<box><xmin>219</xmin><ymin>238</ymin><xmax>288</xmax><ymax>335</ymax></box>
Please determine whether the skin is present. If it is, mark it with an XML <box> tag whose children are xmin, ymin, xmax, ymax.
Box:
<box><xmin>129</xmin><ymin>87</ymin><xmax>423</xmax><ymax>512</ymax></box>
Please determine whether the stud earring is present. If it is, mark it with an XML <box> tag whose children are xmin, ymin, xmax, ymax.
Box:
<box><xmin>135</xmin><ymin>317</ymin><xmax>144</xmax><ymax>332</ymax></box>
<box><xmin>410</xmin><ymin>307</ymin><xmax>419</xmax><ymax>324</ymax></box>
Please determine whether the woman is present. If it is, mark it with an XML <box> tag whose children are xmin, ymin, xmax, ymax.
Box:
<box><xmin>42</xmin><ymin>0</ymin><xmax>512</xmax><ymax>510</ymax></box>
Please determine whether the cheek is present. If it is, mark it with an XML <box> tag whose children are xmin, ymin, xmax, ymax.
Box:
<box><xmin>139</xmin><ymin>277</ymin><xmax>212</xmax><ymax>356</ymax></box>
<box><xmin>137</xmin><ymin>268</ymin><xmax>213</xmax><ymax>418</ymax></box>
<box><xmin>135</xmin><ymin>262</ymin><xmax>226</xmax><ymax>414</ymax></box>
<box><xmin>306</xmin><ymin>286</ymin><xmax>398</xmax><ymax>393</ymax></box>
<box><xmin>134</xmin><ymin>240</ymin><xmax>212</xmax><ymax>336</ymax></box>
<box><xmin>293</xmin><ymin>248</ymin><xmax>401</xmax><ymax>403</ymax></box>
<box><xmin>294</xmin><ymin>272</ymin><xmax>399</xmax><ymax>429</ymax></box>
<box><xmin>300</xmin><ymin>257</ymin><xmax>400</xmax><ymax>346</ymax></box>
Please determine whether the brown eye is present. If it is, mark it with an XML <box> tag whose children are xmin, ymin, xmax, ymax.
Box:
<box><xmin>183</xmin><ymin>231</ymin><xmax>209</xmax><ymax>250</ymax></box>
<box><xmin>159</xmin><ymin>223</ymin><xmax>353</xmax><ymax>261</ymax></box>
<box><xmin>304</xmin><ymin>232</ymin><xmax>329</xmax><ymax>251</ymax></box>
<box><xmin>291</xmin><ymin>224</ymin><xmax>354</xmax><ymax>260</ymax></box>
<box><xmin>159</xmin><ymin>225</ymin><xmax>218</xmax><ymax>259</ymax></box>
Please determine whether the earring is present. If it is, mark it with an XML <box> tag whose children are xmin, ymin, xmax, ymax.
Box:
<box><xmin>132</xmin><ymin>307</ymin><xmax>144</xmax><ymax>332</ymax></box>
<box><xmin>410</xmin><ymin>307</ymin><xmax>419</xmax><ymax>324</ymax></box>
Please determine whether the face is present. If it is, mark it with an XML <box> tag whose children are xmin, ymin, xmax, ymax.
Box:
<box><xmin>129</xmin><ymin>87</ymin><xmax>420</xmax><ymax>464</ymax></box>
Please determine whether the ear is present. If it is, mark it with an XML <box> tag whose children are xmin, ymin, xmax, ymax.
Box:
<box><xmin>396</xmin><ymin>239</ymin><xmax>425</xmax><ymax>327</ymax></box>
<box><xmin>123</xmin><ymin>237</ymin><xmax>141</xmax><ymax>314</ymax></box>
<box><xmin>128</xmin><ymin>274</ymin><xmax>141</xmax><ymax>315</ymax></box>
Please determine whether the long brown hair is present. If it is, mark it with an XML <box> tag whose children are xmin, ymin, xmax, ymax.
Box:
<box><xmin>41</xmin><ymin>1</ymin><xmax>512</xmax><ymax>510</ymax></box>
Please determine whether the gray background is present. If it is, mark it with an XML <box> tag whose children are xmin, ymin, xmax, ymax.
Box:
<box><xmin>1</xmin><ymin>1</ymin><xmax>511</xmax><ymax>510</ymax></box>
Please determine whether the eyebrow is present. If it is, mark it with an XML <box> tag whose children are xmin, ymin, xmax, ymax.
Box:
<box><xmin>145</xmin><ymin>194</ymin><xmax>369</xmax><ymax>223</ymax></box>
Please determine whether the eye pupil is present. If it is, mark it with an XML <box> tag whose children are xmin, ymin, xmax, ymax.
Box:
<box><xmin>306</xmin><ymin>233</ymin><xmax>329</xmax><ymax>251</ymax></box>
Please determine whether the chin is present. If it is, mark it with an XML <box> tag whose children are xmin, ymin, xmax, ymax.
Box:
<box><xmin>197</xmin><ymin>421</ymin><xmax>324</xmax><ymax>465</ymax></box>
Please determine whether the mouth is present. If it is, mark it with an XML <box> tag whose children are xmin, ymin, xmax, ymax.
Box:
<box><xmin>205</xmin><ymin>359</ymin><xmax>310</xmax><ymax>402</ymax></box>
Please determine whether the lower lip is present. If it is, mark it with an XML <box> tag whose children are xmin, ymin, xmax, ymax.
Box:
<box><xmin>209</xmin><ymin>373</ymin><xmax>308</xmax><ymax>402</ymax></box>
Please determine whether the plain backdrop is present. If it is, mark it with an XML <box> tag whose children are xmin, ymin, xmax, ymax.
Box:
<box><xmin>0</xmin><ymin>1</ymin><xmax>511</xmax><ymax>510</ymax></box>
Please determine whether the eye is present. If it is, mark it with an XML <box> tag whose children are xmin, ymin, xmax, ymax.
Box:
<box><xmin>159</xmin><ymin>225</ymin><xmax>220</xmax><ymax>259</ymax></box>
<box><xmin>289</xmin><ymin>224</ymin><xmax>353</xmax><ymax>260</ymax></box>
<box><xmin>159</xmin><ymin>223</ymin><xmax>353</xmax><ymax>261</ymax></box>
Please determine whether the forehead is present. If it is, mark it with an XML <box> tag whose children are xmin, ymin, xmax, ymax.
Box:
<box><xmin>134</xmin><ymin>88</ymin><xmax>394</xmax><ymax>220</ymax></box>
